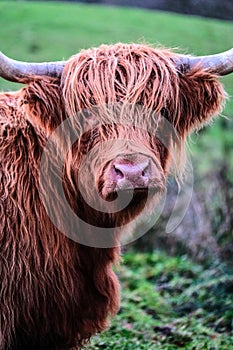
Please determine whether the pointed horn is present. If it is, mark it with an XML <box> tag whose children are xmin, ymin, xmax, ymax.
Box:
<box><xmin>0</xmin><ymin>51</ymin><xmax>66</xmax><ymax>83</ymax></box>
<box><xmin>177</xmin><ymin>48</ymin><xmax>233</xmax><ymax>76</ymax></box>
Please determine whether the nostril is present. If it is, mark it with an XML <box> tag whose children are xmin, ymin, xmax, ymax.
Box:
<box><xmin>139</xmin><ymin>160</ymin><xmax>149</xmax><ymax>178</ymax></box>
<box><xmin>113</xmin><ymin>164</ymin><xmax>124</xmax><ymax>179</ymax></box>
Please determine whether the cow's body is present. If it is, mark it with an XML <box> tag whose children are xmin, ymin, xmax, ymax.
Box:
<box><xmin>0</xmin><ymin>91</ymin><xmax>120</xmax><ymax>350</ymax></box>
<box><xmin>0</xmin><ymin>44</ymin><xmax>226</xmax><ymax>349</ymax></box>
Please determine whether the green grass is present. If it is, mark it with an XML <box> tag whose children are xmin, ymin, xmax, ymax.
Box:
<box><xmin>0</xmin><ymin>1</ymin><xmax>232</xmax><ymax>116</ymax></box>
<box><xmin>87</xmin><ymin>251</ymin><xmax>233</xmax><ymax>350</ymax></box>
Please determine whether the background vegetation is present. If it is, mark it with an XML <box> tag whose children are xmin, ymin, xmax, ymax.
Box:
<box><xmin>0</xmin><ymin>2</ymin><xmax>232</xmax><ymax>349</ymax></box>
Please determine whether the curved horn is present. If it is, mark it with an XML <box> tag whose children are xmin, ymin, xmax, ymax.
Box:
<box><xmin>177</xmin><ymin>48</ymin><xmax>233</xmax><ymax>76</ymax></box>
<box><xmin>0</xmin><ymin>51</ymin><xmax>66</xmax><ymax>83</ymax></box>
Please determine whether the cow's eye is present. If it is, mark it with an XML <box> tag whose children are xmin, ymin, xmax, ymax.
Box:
<box><xmin>82</xmin><ymin>109</ymin><xmax>92</xmax><ymax>119</ymax></box>
<box><xmin>160</xmin><ymin>107</ymin><xmax>169</xmax><ymax>119</ymax></box>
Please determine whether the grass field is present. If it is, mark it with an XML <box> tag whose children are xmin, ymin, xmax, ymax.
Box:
<box><xmin>88</xmin><ymin>252</ymin><xmax>233</xmax><ymax>350</ymax></box>
<box><xmin>0</xmin><ymin>2</ymin><xmax>233</xmax><ymax>349</ymax></box>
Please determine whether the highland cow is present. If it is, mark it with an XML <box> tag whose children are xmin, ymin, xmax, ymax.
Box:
<box><xmin>0</xmin><ymin>44</ymin><xmax>232</xmax><ymax>350</ymax></box>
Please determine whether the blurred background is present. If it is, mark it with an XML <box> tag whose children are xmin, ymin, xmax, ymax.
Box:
<box><xmin>70</xmin><ymin>0</ymin><xmax>233</xmax><ymax>20</ymax></box>
<box><xmin>0</xmin><ymin>1</ymin><xmax>232</xmax><ymax>348</ymax></box>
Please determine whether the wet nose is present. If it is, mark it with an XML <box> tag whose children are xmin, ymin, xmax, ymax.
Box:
<box><xmin>111</xmin><ymin>157</ymin><xmax>150</xmax><ymax>190</ymax></box>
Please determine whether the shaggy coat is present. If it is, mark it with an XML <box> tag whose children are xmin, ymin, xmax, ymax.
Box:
<box><xmin>0</xmin><ymin>43</ymin><xmax>225</xmax><ymax>350</ymax></box>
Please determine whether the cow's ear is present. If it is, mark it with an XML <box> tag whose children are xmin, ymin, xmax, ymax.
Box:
<box><xmin>175</xmin><ymin>68</ymin><xmax>226</xmax><ymax>137</ymax></box>
<box><xmin>22</xmin><ymin>77</ymin><xmax>65</xmax><ymax>134</ymax></box>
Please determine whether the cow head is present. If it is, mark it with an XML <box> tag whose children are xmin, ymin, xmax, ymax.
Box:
<box><xmin>60</xmin><ymin>44</ymin><xmax>227</xmax><ymax>231</ymax></box>
<box><xmin>0</xmin><ymin>44</ymin><xmax>231</xmax><ymax>247</ymax></box>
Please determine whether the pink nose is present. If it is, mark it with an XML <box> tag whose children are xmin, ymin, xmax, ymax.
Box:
<box><xmin>111</xmin><ymin>157</ymin><xmax>150</xmax><ymax>190</ymax></box>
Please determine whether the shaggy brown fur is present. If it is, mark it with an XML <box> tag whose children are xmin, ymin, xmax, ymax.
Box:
<box><xmin>0</xmin><ymin>43</ymin><xmax>226</xmax><ymax>350</ymax></box>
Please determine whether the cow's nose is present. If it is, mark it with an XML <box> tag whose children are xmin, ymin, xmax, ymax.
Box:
<box><xmin>111</xmin><ymin>157</ymin><xmax>150</xmax><ymax>190</ymax></box>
